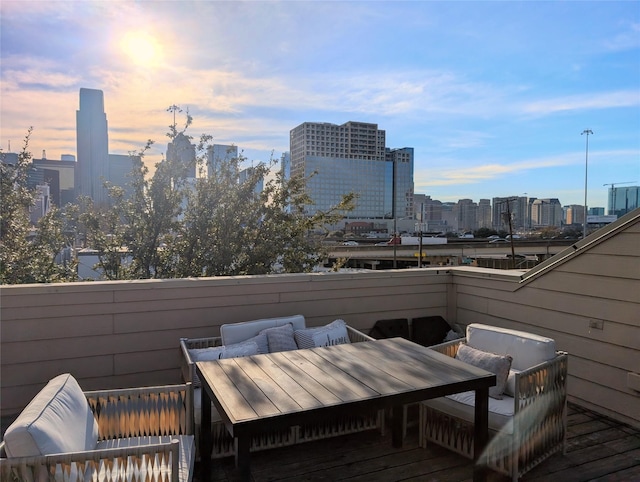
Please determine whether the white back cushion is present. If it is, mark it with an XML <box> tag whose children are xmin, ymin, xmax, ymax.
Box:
<box><xmin>221</xmin><ymin>315</ymin><xmax>306</xmax><ymax>345</ymax></box>
<box><xmin>466</xmin><ymin>323</ymin><xmax>556</xmax><ymax>371</ymax></box>
<box><xmin>3</xmin><ymin>373</ymin><xmax>99</xmax><ymax>457</ymax></box>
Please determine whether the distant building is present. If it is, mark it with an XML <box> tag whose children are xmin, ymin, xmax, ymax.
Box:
<box><xmin>76</xmin><ymin>88</ymin><xmax>110</xmax><ymax>205</ymax></box>
<box><xmin>565</xmin><ymin>204</ymin><xmax>585</xmax><ymax>225</ymax></box>
<box><xmin>289</xmin><ymin>121</ymin><xmax>413</xmax><ymax>222</ymax></box>
<box><xmin>477</xmin><ymin>199</ymin><xmax>492</xmax><ymax>229</ymax></box>
<box><xmin>239</xmin><ymin>166</ymin><xmax>263</xmax><ymax>195</ymax></box>
<box><xmin>455</xmin><ymin>199</ymin><xmax>477</xmax><ymax>232</ymax></box>
<box><xmin>32</xmin><ymin>157</ymin><xmax>76</xmax><ymax>207</ymax></box>
<box><xmin>492</xmin><ymin>196</ymin><xmax>528</xmax><ymax>230</ymax></box>
<box><xmin>167</xmin><ymin>133</ymin><xmax>196</xmax><ymax>179</ymax></box>
<box><xmin>75</xmin><ymin>88</ymin><xmax>140</xmax><ymax>205</ymax></box>
<box><xmin>531</xmin><ymin>198</ymin><xmax>563</xmax><ymax>227</ymax></box>
<box><xmin>207</xmin><ymin>144</ymin><xmax>238</xmax><ymax>178</ymax></box>
<box><xmin>608</xmin><ymin>186</ymin><xmax>639</xmax><ymax>217</ymax></box>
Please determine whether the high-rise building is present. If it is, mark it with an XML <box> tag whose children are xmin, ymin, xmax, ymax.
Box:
<box><xmin>477</xmin><ymin>199</ymin><xmax>492</xmax><ymax>229</ymax></box>
<box><xmin>76</xmin><ymin>88</ymin><xmax>109</xmax><ymax>205</ymax></box>
<box><xmin>167</xmin><ymin>133</ymin><xmax>196</xmax><ymax>179</ymax></box>
<box><xmin>608</xmin><ymin>186</ymin><xmax>639</xmax><ymax>217</ymax></box>
<box><xmin>531</xmin><ymin>198</ymin><xmax>563</xmax><ymax>227</ymax></box>
<box><xmin>492</xmin><ymin>196</ymin><xmax>528</xmax><ymax>230</ymax></box>
<box><xmin>455</xmin><ymin>199</ymin><xmax>477</xmax><ymax>232</ymax></box>
<box><xmin>289</xmin><ymin>121</ymin><xmax>413</xmax><ymax>220</ymax></box>
<box><xmin>565</xmin><ymin>204</ymin><xmax>585</xmax><ymax>225</ymax></box>
<box><xmin>207</xmin><ymin>144</ymin><xmax>238</xmax><ymax>178</ymax></box>
<box><xmin>32</xmin><ymin>157</ymin><xmax>76</xmax><ymax>207</ymax></box>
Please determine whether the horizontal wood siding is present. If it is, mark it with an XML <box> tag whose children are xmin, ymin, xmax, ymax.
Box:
<box><xmin>452</xmin><ymin>218</ymin><xmax>640</xmax><ymax>428</ymax></box>
<box><xmin>0</xmin><ymin>270</ymin><xmax>449</xmax><ymax>417</ymax></box>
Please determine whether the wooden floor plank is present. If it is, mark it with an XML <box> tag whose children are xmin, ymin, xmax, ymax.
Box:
<box><xmin>193</xmin><ymin>403</ymin><xmax>638</xmax><ymax>482</ymax></box>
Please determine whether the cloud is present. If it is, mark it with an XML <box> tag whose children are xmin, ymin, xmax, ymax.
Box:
<box><xmin>522</xmin><ymin>90</ymin><xmax>640</xmax><ymax>115</ymax></box>
<box><xmin>416</xmin><ymin>155</ymin><xmax>580</xmax><ymax>188</ymax></box>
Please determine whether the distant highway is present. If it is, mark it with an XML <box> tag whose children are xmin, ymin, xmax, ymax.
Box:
<box><xmin>326</xmin><ymin>239</ymin><xmax>576</xmax><ymax>266</ymax></box>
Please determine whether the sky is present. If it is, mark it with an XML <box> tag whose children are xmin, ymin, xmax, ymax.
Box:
<box><xmin>1</xmin><ymin>1</ymin><xmax>639</xmax><ymax>209</ymax></box>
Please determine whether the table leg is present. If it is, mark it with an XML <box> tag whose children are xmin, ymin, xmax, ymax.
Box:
<box><xmin>235</xmin><ymin>436</ymin><xmax>251</xmax><ymax>480</ymax></box>
<box><xmin>201</xmin><ymin>386</ymin><xmax>212</xmax><ymax>482</ymax></box>
<box><xmin>392</xmin><ymin>405</ymin><xmax>404</xmax><ymax>447</ymax></box>
<box><xmin>473</xmin><ymin>386</ymin><xmax>489</xmax><ymax>482</ymax></box>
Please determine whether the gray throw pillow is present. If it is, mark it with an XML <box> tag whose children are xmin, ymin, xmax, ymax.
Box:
<box><xmin>260</xmin><ymin>323</ymin><xmax>297</xmax><ymax>353</ymax></box>
<box><xmin>455</xmin><ymin>343</ymin><xmax>513</xmax><ymax>399</ymax></box>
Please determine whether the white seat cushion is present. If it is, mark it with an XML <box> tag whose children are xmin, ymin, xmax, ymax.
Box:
<box><xmin>221</xmin><ymin>315</ymin><xmax>306</xmax><ymax>345</ymax></box>
<box><xmin>3</xmin><ymin>373</ymin><xmax>99</xmax><ymax>457</ymax></box>
<box><xmin>466</xmin><ymin>323</ymin><xmax>556</xmax><ymax>371</ymax></box>
<box><xmin>423</xmin><ymin>391</ymin><xmax>515</xmax><ymax>434</ymax></box>
<box><xmin>97</xmin><ymin>435</ymin><xmax>194</xmax><ymax>482</ymax></box>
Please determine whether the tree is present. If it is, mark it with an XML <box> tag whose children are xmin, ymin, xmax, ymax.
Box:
<box><xmin>80</xmin><ymin>112</ymin><xmax>355</xmax><ymax>279</ymax></box>
<box><xmin>1</xmin><ymin>129</ymin><xmax>77</xmax><ymax>284</ymax></box>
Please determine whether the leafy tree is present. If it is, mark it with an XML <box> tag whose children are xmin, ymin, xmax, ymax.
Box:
<box><xmin>80</xmin><ymin>112</ymin><xmax>355</xmax><ymax>279</ymax></box>
<box><xmin>1</xmin><ymin>129</ymin><xmax>77</xmax><ymax>284</ymax></box>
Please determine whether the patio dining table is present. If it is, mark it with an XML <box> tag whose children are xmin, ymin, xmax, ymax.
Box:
<box><xmin>196</xmin><ymin>336</ymin><xmax>496</xmax><ymax>482</ymax></box>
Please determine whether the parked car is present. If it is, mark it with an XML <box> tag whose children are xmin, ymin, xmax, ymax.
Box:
<box><xmin>342</xmin><ymin>241</ymin><xmax>359</xmax><ymax>246</ymax></box>
<box><xmin>490</xmin><ymin>238</ymin><xmax>509</xmax><ymax>243</ymax></box>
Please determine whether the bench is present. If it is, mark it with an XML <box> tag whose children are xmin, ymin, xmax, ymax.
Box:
<box><xmin>419</xmin><ymin>323</ymin><xmax>568</xmax><ymax>481</ymax></box>
<box><xmin>0</xmin><ymin>373</ymin><xmax>194</xmax><ymax>482</ymax></box>
<box><xmin>180</xmin><ymin>314</ymin><xmax>383</xmax><ymax>459</ymax></box>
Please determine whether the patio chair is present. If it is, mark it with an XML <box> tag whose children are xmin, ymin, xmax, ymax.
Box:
<box><xmin>0</xmin><ymin>373</ymin><xmax>195</xmax><ymax>482</ymax></box>
<box><xmin>419</xmin><ymin>323</ymin><xmax>568</xmax><ymax>481</ymax></box>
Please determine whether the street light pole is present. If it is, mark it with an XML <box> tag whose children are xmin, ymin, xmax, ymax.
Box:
<box><xmin>581</xmin><ymin>129</ymin><xmax>593</xmax><ymax>239</ymax></box>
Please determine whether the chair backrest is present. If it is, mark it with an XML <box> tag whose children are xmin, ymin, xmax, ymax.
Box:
<box><xmin>466</xmin><ymin>323</ymin><xmax>557</xmax><ymax>371</ymax></box>
<box><xmin>3</xmin><ymin>373</ymin><xmax>99</xmax><ymax>457</ymax></box>
<box><xmin>221</xmin><ymin>315</ymin><xmax>306</xmax><ymax>345</ymax></box>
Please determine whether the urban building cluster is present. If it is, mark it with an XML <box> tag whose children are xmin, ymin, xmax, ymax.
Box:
<box><xmin>3</xmin><ymin>88</ymin><xmax>639</xmax><ymax>234</ymax></box>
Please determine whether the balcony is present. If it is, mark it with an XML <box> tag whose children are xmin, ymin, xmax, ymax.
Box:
<box><xmin>1</xmin><ymin>209</ymin><xmax>638</xmax><ymax>480</ymax></box>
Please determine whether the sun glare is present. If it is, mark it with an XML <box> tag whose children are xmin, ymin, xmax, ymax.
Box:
<box><xmin>121</xmin><ymin>32</ymin><xmax>161</xmax><ymax>65</ymax></box>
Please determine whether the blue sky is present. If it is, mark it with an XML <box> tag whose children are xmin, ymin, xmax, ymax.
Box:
<box><xmin>1</xmin><ymin>1</ymin><xmax>639</xmax><ymax>209</ymax></box>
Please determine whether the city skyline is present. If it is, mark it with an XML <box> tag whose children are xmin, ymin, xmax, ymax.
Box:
<box><xmin>1</xmin><ymin>1</ymin><xmax>639</xmax><ymax>209</ymax></box>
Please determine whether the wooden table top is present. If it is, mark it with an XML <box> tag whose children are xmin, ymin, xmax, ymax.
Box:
<box><xmin>196</xmin><ymin>337</ymin><xmax>495</xmax><ymax>434</ymax></box>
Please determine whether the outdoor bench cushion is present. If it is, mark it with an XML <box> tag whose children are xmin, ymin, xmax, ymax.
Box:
<box><xmin>466</xmin><ymin>323</ymin><xmax>556</xmax><ymax>371</ymax></box>
<box><xmin>220</xmin><ymin>314</ymin><xmax>306</xmax><ymax>346</ymax></box>
<box><xmin>3</xmin><ymin>373</ymin><xmax>99</xmax><ymax>457</ymax></box>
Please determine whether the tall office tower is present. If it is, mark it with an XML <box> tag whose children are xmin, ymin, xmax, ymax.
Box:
<box><xmin>289</xmin><ymin>121</ymin><xmax>413</xmax><ymax>220</ymax></box>
<box><xmin>477</xmin><ymin>199</ymin><xmax>492</xmax><ymax>229</ymax></box>
<box><xmin>32</xmin><ymin>157</ymin><xmax>76</xmax><ymax>207</ymax></box>
<box><xmin>280</xmin><ymin>152</ymin><xmax>291</xmax><ymax>180</ymax></box>
<box><xmin>386</xmin><ymin>147</ymin><xmax>414</xmax><ymax>221</ymax></box>
<box><xmin>414</xmin><ymin>194</ymin><xmax>426</xmax><ymax>222</ymax></box>
<box><xmin>492</xmin><ymin>196</ymin><xmax>529</xmax><ymax>230</ymax></box>
<box><xmin>239</xmin><ymin>166</ymin><xmax>264</xmax><ymax>195</ymax></box>
<box><xmin>608</xmin><ymin>186</ymin><xmax>639</xmax><ymax>217</ymax></box>
<box><xmin>76</xmin><ymin>88</ymin><xmax>110</xmax><ymax>205</ymax></box>
<box><xmin>440</xmin><ymin>202</ymin><xmax>458</xmax><ymax>232</ymax></box>
<box><xmin>167</xmin><ymin>133</ymin><xmax>196</xmax><ymax>179</ymax></box>
<box><xmin>455</xmin><ymin>199</ymin><xmax>478</xmax><ymax>232</ymax></box>
<box><xmin>565</xmin><ymin>204</ymin><xmax>585</xmax><ymax>225</ymax></box>
<box><xmin>207</xmin><ymin>144</ymin><xmax>238</xmax><ymax>178</ymax></box>
<box><xmin>531</xmin><ymin>198</ymin><xmax>563</xmax><ymax>227</ymax></box>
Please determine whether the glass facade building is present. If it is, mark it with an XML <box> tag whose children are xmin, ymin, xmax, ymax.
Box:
<box><xmin>289</xmin><ymin>121</ymin><xmax>413</xmax><ymax>220</ymax></box>
<box><xmin>608</xmin><ymin>186</ymin><xmax>639</xmax><ymax>217</ymax></box>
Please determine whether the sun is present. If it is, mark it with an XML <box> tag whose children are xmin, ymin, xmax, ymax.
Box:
<box><xmin>121</xmin><ymin>32</ymin><xmax>162</xmax><ymax>65</ymax></box>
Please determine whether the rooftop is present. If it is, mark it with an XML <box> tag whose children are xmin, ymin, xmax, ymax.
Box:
<box><xmin>1</xmin><ymin>208</ymin><xmax>638</xmax><ymax>480</ymax></box>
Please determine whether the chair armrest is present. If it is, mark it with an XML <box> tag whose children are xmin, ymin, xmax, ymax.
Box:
<box><xmin>347</xmin><ymin>325</ymin><xmax>375</xmax><ymax>343</ymax></box>
<box><xmin>84</xmin><ymin>383</ymin><xmax>193</xmax><ymax>439</ymax></box>
<box><xmin>514</xmin><ymin>351</ymin><xmax>569</xmax><ymax>409</ymax></box>
<box><xmin>180</xmin><ymin>336</ymin><xmax>222</xmax><ymax>385</ymax></box>
<box><xmin>429</xmin><ymin>337</ymin><xmax>466</xmax><ymax>358</ymax></box>
<box><xmin>0</xmin><ymin>440</ymin><xmax>182</xmax><ymax>482</ymax></box>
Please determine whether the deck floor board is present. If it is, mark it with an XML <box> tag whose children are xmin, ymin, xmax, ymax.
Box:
<box><xmin>199</xmin><ymin>403</ymin><xmax>640</xmax><ymax>482</ymax></box>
